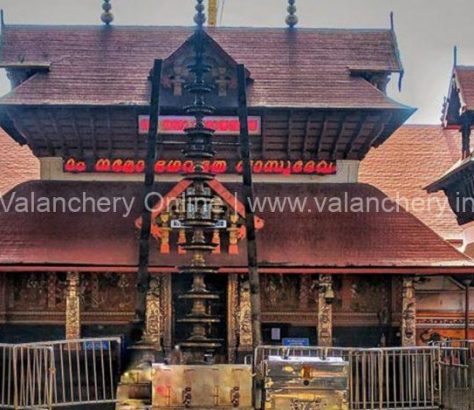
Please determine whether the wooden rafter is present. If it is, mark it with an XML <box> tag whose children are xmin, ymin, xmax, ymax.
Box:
<box><xmin>88</xmin><ymin>108</ymin><xmax>97</xmax><ymax>158</ymax></box>
<box><xmin>359</xmin><ymin>112</ymin><xmax>393</xmax><ymax>158</ymax></box>
<box><xmin>287</xmin><ymin>110</ymin><xmax>294</xmax><ymax>158</ymax></box>
<box><xmin>33</xmin><ymin>108</ymin><xmax>55</xmax><ymax>156</ymax></box>
<box><xmin>70</xmin><ymin>110</ymin><xmax>83</xmax><ymax>158</ymax></box>
<box><xmin>105</xmin><ymin>107</ymin><xmax>113</xmax><ymax>157</ymax></box>
<box><xmin>330</xmin><ymin>114</ymin><xmax>347</xmax><ymax>160</ymax></box>
<box><xmin>302</xmin><ymin>111</ymin><xmax>313</xmax><ymax>159</ymax></box>
<box><xmin>48</xmin><ymin>108</ymin><xmax>67</xmax><ymax>157</ymax></box>
<box><xmin>344</xmin><ymin>112</ymin><xmax>367</xmax><ymax>158</ymax></box>
<box><xmin>316</xmin><ymin>115</ymin><xmax>329</xmax><ymax>158</ymax></box>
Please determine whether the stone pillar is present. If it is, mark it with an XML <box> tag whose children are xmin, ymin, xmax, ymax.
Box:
<box><xmin>318</xmin><ymin>274</ymin><xmax>333</xmax><ymax>347</ymax></box>
<box><xmin>65</xmin><ymin>272</ymin><xmax>81</xmax><ymax>340</ymax></box>
<box><xmin>143</xmin><ymin>274</ymin><xmax>162</xmax><ymax>351</ymax></box>
<box><xmin>238</xmin><ymin>278</ymin><xmax>253</xmax><ymax>356</ymax></box>
<box><xmin>402</xmin><ymin>277</ymin><xmax>416</xmax><ymax>347</ymax></box>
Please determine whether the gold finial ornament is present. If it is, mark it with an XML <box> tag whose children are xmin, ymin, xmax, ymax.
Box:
<box><xmin>101</xmin><ymin>0</ymin><xmax>114</xmax><ymax>25</ymax></box>
<box><xmin>286</xmin><ymin>0</ymin><xmax>298</xmax><ymax>28</ymax></box>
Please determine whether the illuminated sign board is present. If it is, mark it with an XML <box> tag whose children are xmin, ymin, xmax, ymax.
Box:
<box><xmin>64</xmin><ymin>158</ymin><xmax>337</xmax><ymax>176</ymax></box>
<box><xmin>138</xmin><ymin>115</ymin><xmax>261</xmax><ymax>135</ymax></box>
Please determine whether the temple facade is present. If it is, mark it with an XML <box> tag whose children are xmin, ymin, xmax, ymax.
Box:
<box><xmin>0</xmin><ymin>16</ymin><xmax>473</xmax><ymax>362</ymax></box>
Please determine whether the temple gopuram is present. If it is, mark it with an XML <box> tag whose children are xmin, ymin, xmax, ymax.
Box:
<box><xmin>1</xmin><ymin>1</ymin><xmax>474</xmax><ymax>363</ymax></box>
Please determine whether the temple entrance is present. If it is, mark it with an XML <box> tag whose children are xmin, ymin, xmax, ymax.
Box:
<box><xmin>172</xmin><ymin>273</ymin><xmax>228</xmax><ymax>362</ymax></box>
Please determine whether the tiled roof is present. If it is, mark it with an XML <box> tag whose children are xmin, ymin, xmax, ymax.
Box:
<box><xmin>0</xmin><ymin>128</ymin><xmax>39</xmax><ymax>195</ymax></box>
<box><xmin>360</xmin><ymin>125</ymin><xmax>462</xmax><ymax>242</ymax></box>
<box><xmin>0</xmin><ymin>25</ymin><xmax>408</xmax><ymax>109</ymax></box>
<box><xmin>455</xmin><ymin>66</ymin><xmax>474</xmax><ymax>111</ymax></box>
<box><xmin>0</xmin><ymin>125</ymin><xmax>466</xmax><ymax>245</ymax></box>
<box><xmin>0</xmin><ymin>180</ymin><xmax>471</xmax><ymax>270</ymax></box>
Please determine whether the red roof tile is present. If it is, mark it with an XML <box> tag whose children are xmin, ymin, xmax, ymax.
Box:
<box><xmin>454</xmin><ymin>66</ymin><xmax>474</xmax><ymax>111</ymax></box>
<box><xmin>0</xmin><ymin>128</ymin><xmax>39</xmax><ymax>195</ymax></box>
<box><xmin>0</xmin><ymin>25</ymin><xmax>407</xmax><ymax>109</ymax></box>
<box><xmin>0</xmin><ymin>180</ymin><xmax>470</xmax><ymax>270</ymax></box>
<box><xmin>360</xmin><ymin>125</ymin><xmax>462</xmax><ymax>242</ymax></box>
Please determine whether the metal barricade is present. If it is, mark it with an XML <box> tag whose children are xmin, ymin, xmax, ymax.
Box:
<box><xmin>1</xmin><ymin>343</ymin><xmax>15</xmax><ymax>409</ymax></box>
<box><xmin>435</xmin><ymin>340</ymin><xmax>474</xmax><ymax>409</ymax></box>
<box><xmin>255</xmin><ymin>345</ymin><xmax>440</xmax><ymax>410</ymax></box>
<box><xmin>0</xmin><ymin>337</ymin><xmax>122</xmax><ymax>409</ymax></box>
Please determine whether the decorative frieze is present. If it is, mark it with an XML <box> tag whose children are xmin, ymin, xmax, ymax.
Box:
<box><xmin>144</xmin><ymin>274</ymin><xmax>162</xmax><ymax>351</ymax></box>
<box><xmin>227</xmin><ymin>274</ymin><xmax>239</xmax><ymax>362</ymax></box>
<box><xmin>238</xmin><ymin>278</ymin><xmax>253</xmax><ymax>351</ymax></box>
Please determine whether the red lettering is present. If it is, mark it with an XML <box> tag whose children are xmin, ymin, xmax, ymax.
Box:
<box><xmin>135</xmin><ymin>160</ymin><xmax>145</xmax><ymax>173</ymax></box>
<box><xmin>154</xmin><ymin>160</ymin><xmax>166</xmax><ymax>173</ymax></box>
<box><xmin>65</xmin><ymin>158</ymin><xmax>76</xmax><ymax>172</ymax></box>
<box><xmin>75</xmin><ymin>161</ymin><xmax>86</xmax><ymax>172</ymax></box>
<box><xmin>112</xmin><ymin>159</ymin><xmax>124</xmax><ymax>173</ymax></box>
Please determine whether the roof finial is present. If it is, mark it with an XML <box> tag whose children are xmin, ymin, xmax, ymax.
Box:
<box><xmin>454</xmin><ymin>45</ymin><xmax>458</xmax><ymax>67</ymax></box>
<box><xmin>194</xmin><ymin>0</ymin><xmax>206</xmax><ymax>30</ymax></box>
<box><xmin>101</xmin><ymin>0</ymin><xmax>114</xmax><ymax>25</ymax></box>
<box><xmin>390</xmin><ymin>11</ymin><xmax>394</xmax><ymax>31</ymax></box>
<box><xmin>286</xmin><ymin>0</ymin><xmax>298</xmax><ymax>28</ymax></box>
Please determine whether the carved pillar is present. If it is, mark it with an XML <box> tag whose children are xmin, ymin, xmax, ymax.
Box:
<box><xmin>317</xmin><ymin>274</ymin><xmax>333</xmax><ymax>347</ymax></box>
<box><xmin>160</xmin><ymin>274</ymin><xmax>173</xmax><ymax>354</ymax></box>
<box><xmin>144</xmin><ymin>274</ymin><xmax>162</xmax><ymax>351</ymax></box>
<box><xmin>401</xmin><ymin>277</ymin><xmax>416</xmax><ymax>347</ymax></box>
<box><xmin>227</xmin><ymin>274</ymin><xmax>239</xmax><ymax>362</ymax></box>
<box><xmin>65</xmin><ymin>272</ymin><xmax>81</xmax><ymax>340</ymax></box>
<box><xmin>238</xmin><ymin>277</ymin><xmax>253</xmax><ymax>354</ymax></box>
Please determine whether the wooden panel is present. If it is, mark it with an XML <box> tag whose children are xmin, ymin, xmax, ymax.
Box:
<box><xmin>8</xmin><ymin>107</ymin><xmax>401</xmax><ymax>161</ymax></box>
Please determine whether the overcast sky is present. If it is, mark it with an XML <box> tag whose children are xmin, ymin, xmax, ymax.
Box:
<box><xmin>0</xmin><ymin>0</ymin><xmax>473</xmax><ymax>124</ymax></box>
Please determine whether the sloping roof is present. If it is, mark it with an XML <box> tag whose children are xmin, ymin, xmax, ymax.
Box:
<box><xmin>360</xmin><ymin>125</ymin><xmax>462</xmax><ymax>242</ymax></box>
<box><xmin>0</xmin><ymin>180</ymin><xmax>471</xmax><ymax>271</ymax></box>
<box><xmin>454</xmin><ymin>66</ymin><xmax>474</xmax><ymax>111</ymax></box>
<box><xmin>0</xmin><ymin>124</ymin><xmax>465</xmax><ymax>243</ymax></box>
<box><xmin>0</xmin><ymin>25</ymin><xmax>408</xmax><ymax>109</ymax></box>
<box><xmin>0</xmin><ymin>128</ymin><xmax>39</xmax><ymax>195</ymax></box>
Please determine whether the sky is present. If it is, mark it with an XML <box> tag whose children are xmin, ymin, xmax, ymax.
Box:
<box><xmin>0</xmin><ymin>0</ymin><xmax>473</xmax><ymax>124</ymax></box>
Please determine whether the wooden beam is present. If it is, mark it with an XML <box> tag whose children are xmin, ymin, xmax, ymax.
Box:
<box><xmin>88</xmin><ymin>108</ymin><xmax>97</xmax><ymax>159</ymax></box>
<box><xmin>344</xmin><ymin>112</ymin><xmax>367</xmax><ymax>158</ymax></box>
<box><xmin>237</xmin><ymin>63</ymin><xmax>262</xmax><ymax>349</ymax></box>
<box><xmin>302</xmin><ymin>111</ymin><xmax>313</xmax><ymax>159</ymax></box>
<box><xmin>47</xmin><ymin>108</ymin><xmax>66</xmax><ymax>157</ymax></box>
<box><xmin>287</xmin><ymin>110</ymin><xmax>294</xmax><ymax>158</ymax></box>
<box><xmin>105</xmin><ymin>107</ymin><xmax>114</xmax><ymax>157</ymax></box>
<box><xmin>359</xmin><ymin>112</ymin><xmax>392</xmax><ymax>158</ymax></box>
<box><xmin>330</xmin><ymin>114</ymin><xmax>348</xmax><ymax>160</ymax></box>
<box><xmin>316</xmin><ymin>115</ymin><xmax>329</xmax><ymax>158</ymax></box>
<box><xmin>70</xmin><ymin>110</ymin><xmax>83</xmax><ymax>159</ymax></box>
<box><xmin>58</xmin><ymin>108</ymin><xmax>71</xmax><ymax>158</ymax></box>
<box><xmin>33</xmin><ymin>108</ymin><xmax>55</xmax><ymax>156</ymax></box>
